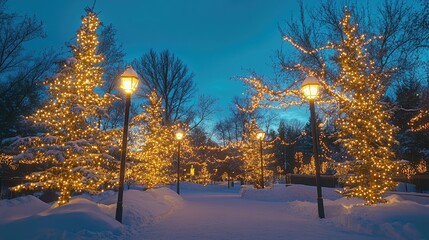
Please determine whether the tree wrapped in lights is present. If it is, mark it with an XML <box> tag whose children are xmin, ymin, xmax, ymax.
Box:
<box><xmin>334</xmin><ymin>12</ymin><xmax>399</xmax><ymax>204</ymax></box>
<box><xmin>184</xmin><ymin>127</ymin><xmax>218</xmax><ymax>185</ymax></box>
<box><xmin>127</xmin><ymin>91</ymin><xmax>176</xmax><ymax>188</ymax></box>
<box><xmin>12</xmin><ymin>10</ymin><xmax>118</xmax><ymax>205</ymax></box>
<box><xmin>241</xmin><ymin>10</ymin><xmax>399</xmax><ymax>204</ymax></box>
<box><xmin>238</xmin><ymin>119</ymin><xmax>274</xmax><ymax>188</ymax></box>
<box><xmin>293</xmin><ymin>152</ymin><xmax>304</xmax><ymax>174</ymax></box>
<box><xmin>196</xmin><ymin>163</ymin><xmax>211</xmax><ymax>186</ymax></box>
<box><xmin>294</xmin><ymin>153</ymin><xmax>327</xmax><ymax>175</ymax></box>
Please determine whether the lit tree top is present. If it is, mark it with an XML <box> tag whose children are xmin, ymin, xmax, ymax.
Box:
<box><xmin>27</xmin><ymin>10</ymin><xmax>113</xmax><ymax>142</ymax></box>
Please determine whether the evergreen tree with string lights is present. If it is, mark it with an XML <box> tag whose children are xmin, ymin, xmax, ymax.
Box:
<box><xmin>12</xmin><ymin>9</ymin><xmax>118</xmax><ymax>205</ymax></box>
<box><xmin>196</xmin><ymin>162</ymin><xmax>211</xmax><ymax>186</ymax></box>
<box><xmin>240</xmin><ymin>9</ymin><xmax>401</xmax><ymax>204</ymax></box>
<box><xmin>128</xmin><ymin>91</ymin><xmax>176</xmax><ymax>189</ymax></box>
<box><xmin>336</xmin><ymin>11</ymin><xmax>399</xmax><ymax>204</ymax></box>
<box><xmin>238</xmin><ymin>118</ymin><xmax>274</xmax><ymax>189</ymax></box>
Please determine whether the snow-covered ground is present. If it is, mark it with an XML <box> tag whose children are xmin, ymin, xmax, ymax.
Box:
<box><xmin>1</xmin><ymin>183</ymin><xmax>428</xmax><ymax>240</ymax></box>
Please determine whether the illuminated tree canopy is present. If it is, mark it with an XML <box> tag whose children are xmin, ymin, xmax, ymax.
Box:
<box><xmin>11</xmin><ymin>10</ymin><xmax>119</xmax><ymax>205</ymax></box>
<box><xmin>238</xmin><ymin>119</ymin><xmax>274</xmax><ymax>189</ymax></box>
<box><xmin>334</xmin><ymin>12</ymin><xmax>398</xmax><ymax>204</ymax></box>
<box><xmin>128</xmin><ymin>91</ymin><xmax>176</xmax><ymax>188</ymax></box>
<box><xmin>241</xmin><ymin>10</ymin><xmax>400</xmax><ymax>204</ymax></box>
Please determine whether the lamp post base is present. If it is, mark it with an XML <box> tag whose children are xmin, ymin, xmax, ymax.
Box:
<box><xmin>317</xmin><ymin>197</ymin><xmax>325</xmax><ymax>218</ymax></box>
<box><xmin>115</xmin><ymin>203</ymin><xmax>123</xmax><ymax>222</ymax></box>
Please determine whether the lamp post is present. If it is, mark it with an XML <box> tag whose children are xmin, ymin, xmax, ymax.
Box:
<box><xmin>115</xmin><ymin>66</ymin><xmax>139</xmax><ymax>223</ymax></box>
<box><xmin>256</xmin><ymin>129</ymin><xmax>265</xmax><ymax>189</ymax></box>
<box><xmin>175</xmin><ymin>128</ymin><xmax>185</xmax><ymax>194</ymax></box>
<box><xmin>301</xmin><ymin>76</ymin><xmax>325</xmax><ymax>219</ymax></box>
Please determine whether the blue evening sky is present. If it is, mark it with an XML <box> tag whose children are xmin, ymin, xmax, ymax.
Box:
<box><xmin>8</xmin><ymin>0</ymin><xmax>323</xmax><ymax>126</ymax></box>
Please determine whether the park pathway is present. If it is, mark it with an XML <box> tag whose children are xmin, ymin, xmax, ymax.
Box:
<box><xmin>137</xmin><ymin>186</ymin><xmax>375</xmax><ymax>240</ymax></box>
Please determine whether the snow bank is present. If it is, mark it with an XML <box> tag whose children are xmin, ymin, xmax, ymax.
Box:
<box><xmin>241</xmin><ymin>184</ymin><xmax>429</xmax><ymax>239</ymax></box>
<box><xmin>3</xmin><ymin>184</ymin><xmax>428</xmax><ymax>239</ymax></box>
<box><xmin>0</xmin><ymin>187</ymin><xmax>182</xmax><ymax>240</ymax></box>
<box><xmin>101</xmin><ymin>188</ymin><xmax>183</xmax><ymax>237</ymax></box>
<box><xmin>0</xmin><ymin>195</ymin><xmax>50</xmax><ymax>224</ymax></box>
<box><xmin>0</xmin><ymin>197</ymin><xmax>121</xmax><ymax>239</ymax></box>
<box><xmin>326</xmin><ymin>194</ymin><xmax>429</xmax><ymax>239</ymax></box>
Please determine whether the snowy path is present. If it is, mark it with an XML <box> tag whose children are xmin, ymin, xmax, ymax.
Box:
<box><xmin>138</xmin><ymin>188</ymin><xmax>377</xmax><ymax>240</ymax></box>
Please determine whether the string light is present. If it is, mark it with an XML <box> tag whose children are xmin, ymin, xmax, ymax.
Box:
<box><xmin>401</xmin><ymin>163</ymin><xmax>416</xmax><ymax>180</ymax></box>
<box><xmin>293</xmin><ymin>154</ymin><xmax>328</xmax><ymax>175</ymax></box>
<box><xmin>238</xmin><ymin>119</ymin><xmax>275</xmax><ymax>189</ymax></box>
<box><xmin>127</xmin><ymin>91</ymin><xmax>180</xmax><ymax>188</ymax></box>
<box><xmin>416</xmin><ymin>159</ymin><xmax>427</xmax><ymax>174</ymax></box>
<box><xmin>11</xmin><ymin>10</ymin><xmax>118</xmax><ymax>205</ymax></box>
<box><xmin>240</xmin><ymin>10</ymin><xmax>400</xmax><ymax>205</ymax></box>
<box><xmin>335</xmin><ymin>11</ymin><xmax>399</xmax><ymax>205</ymax></box>
<box><xmin>410</xmin><ymin>110</ymin><xmax>429</xmax><ymax>132</ymax></box>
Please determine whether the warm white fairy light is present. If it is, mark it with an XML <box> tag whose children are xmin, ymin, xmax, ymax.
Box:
<box><xmin>12</xmin><ymin>10</ymin><xmax>117</xmax><ymax>205</ymax></box>
<box><xmin>127</xmin><ymin>91</ymin><xmax>178</xmax><ymax>188</ymax></box>
<box><xmin>335</xmin><ymin>11</ymin><xmax>399</xmax><ymax>205</ymax></box>
<box><xmin>237</xmin><ymin>119</ymin><xmax>275</xmax><ymax>189</ymax></box>
<box><xmin>240</xmin><ymin>10</ymin><xmax>399</xmax><ymax>205</ymax></box>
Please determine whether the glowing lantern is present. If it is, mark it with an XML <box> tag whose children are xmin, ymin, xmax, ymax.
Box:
<box><xmin>301</xmin><ymin>76</ymin><xmax>320</xmax><ymax>100</ymax></box>
<box><xmin>255</xmin><ymin>129</ymin><xmax>265</xmax><ymax>140</ymax></box>
<box><xmin>175</xmin><ymin>128</ymin><xmax>185</xmax><ymax>140</ymax></box>
<box><xmin>120</xmin><ymin>66</ymin><xmax>139</xmax><ymax>94</ymax></box>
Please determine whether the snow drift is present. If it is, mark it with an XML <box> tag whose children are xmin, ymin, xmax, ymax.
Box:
<box><xmin>0</xmin><ymin>187</ymin><xmax>182</xmax><ymax>240</ymax></box>
<box><xmin>241</xmin><ymin>184</ymin><xmax>429</xmax><ymax>239</ymax></box>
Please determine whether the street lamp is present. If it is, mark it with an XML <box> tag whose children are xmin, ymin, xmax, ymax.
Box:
<box><xmin>256</xmin><ymin>129</ymin><xmax>265</xmax><ymax>189</ymax></box>
<box><xmin>301</xmin><ymin>76</ymin><xmax>325</xmax><ymax>219</ymax></box>
<box><xmin>115</xmin><ymin>66</ymin><xmax>139</xmax><ymax>223</ymax></box>
<box><xmin>175</xmin><ymin>128</ymin><xmax>185</xmax><ymax>194</ymax></box>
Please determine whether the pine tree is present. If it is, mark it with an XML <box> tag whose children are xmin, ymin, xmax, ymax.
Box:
<box><xmin>239</xmin><ymin>119</ymin><xmax>274</xmax><ymax>188</ymax></box>
<box><xmin>128</xmin><ymin>91</ymin><xmax>175</xmax><ymax>189</ymax></box>
<box><xmin>240</xmin><ymin>119</ymin><xmax>261</xmax><ymax>187</ymax></box>
<box><xmin>293</xmin><ymin>152</ymin><xmax>304</xmax><ymax>174</ymax></box>
<box><xmin>393</xmin><ymin>78</ymin><xmax>421</xmax><ymax>131</ymax></box>
<box><xmin>336</xmin><ymin>11</ymin><xmax>399</xmax><ymax>204</ymax></box>
<box><xmin>12</xmin><ymin>10</ymin><xmax>117</xmax><ymax>205</ymax></box>
<box><xmin>393</xmin><ymin>78</ymin><xmax>425</xmax><ymax>164</ymax></box>
<box><xmin>185</xmin><ymin>127</ymin><xmax>216</xmax><ymax>185</ymax></box>
<box><xmin>293</xmin><ymin>153</ymin><xmax>327</xmax><ymax>175</ymax></box>
<box><xmin>196</xmin><ymin>163</ymin><xmax>211</xmax><ymax>186</ymax></box>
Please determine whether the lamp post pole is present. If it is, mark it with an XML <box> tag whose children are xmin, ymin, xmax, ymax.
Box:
<box><xmin>115</xmin><ymin>93</ymin><xmax>131</xmax><ymax>223</ymax></box>
<box><xmin>260</xmin><ymin>138</ymin><xmax>264</xmax><ymax>189</ymax></box>
<box><xmin>177</xmin><ymin>140</ymin><xmax>181</xmax><ymax>194</ymax></box>
<box><xmin>175</xmin><ymin>129</ymin><xmax>184</xmax><ymax>195</ymax></box>
<box><xmin>309</xmin><ymin>97</ymin><xmax>325</xmax><ymax>219</ymax></box>
<box><xmin>301</xmin><ymin>76</ymin><xmax>325</xmax><ymax>218</ymax></box>
<box><xmin>255</xmin><ymin>129</ymin><xmax>265</xmax><ymax>189</ymax></box>
<box><xmin>115</xmin><ymin>66</ymin><xmax>139</xmax><ymax>223</ymax></box>
<box><xmin>301</xmin><ymin>76</ymin><xmax>325</xmax><ymax>219</ymax></box>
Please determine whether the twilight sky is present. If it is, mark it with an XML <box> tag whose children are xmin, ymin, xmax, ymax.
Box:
<box><xmin>8</xmin><ymin>0</ymin><xmax>320</xmax><ymax>125</ymax></box>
